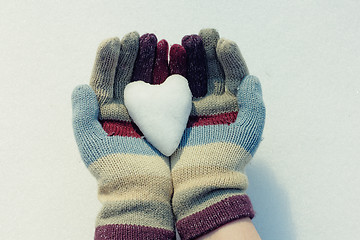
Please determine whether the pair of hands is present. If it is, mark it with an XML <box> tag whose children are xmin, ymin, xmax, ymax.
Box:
<box><xmin>72</xmin><ymin>28</ymin><xmax>265</xmax><ymax>239</ymax></box>
<box><xmin>73</xmin><ymin>29</ymin><xmax>264</xmax><ymax>157</ymax></box>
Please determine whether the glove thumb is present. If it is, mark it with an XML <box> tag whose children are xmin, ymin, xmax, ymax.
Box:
<box><xmin>72</xmin><ymin>84</ymin><xmax>106</xmax><ymax>141</ymax></box>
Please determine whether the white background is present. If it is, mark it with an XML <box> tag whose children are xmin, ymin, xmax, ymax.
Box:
<box><xmin>1</xmin><ymin>1</ymin><xmax>359</xmax><ymax>239</ymax></box>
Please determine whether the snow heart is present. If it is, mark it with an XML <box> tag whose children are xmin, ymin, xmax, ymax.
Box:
<box><xmin>124</xmin><ymin>74</ymin><xmax>192</xmax><ymax>156</ymax></box>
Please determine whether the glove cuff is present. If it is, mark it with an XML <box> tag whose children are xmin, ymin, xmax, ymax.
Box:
<box><xmin>176</xmin><ymin>194</ymin><xmax>254</xmax><ymax>240</ymax></box>
<box><xmin>95</xmin><ymin>224</ymin><xmax>175</xmax><ymax>240</ymax></box>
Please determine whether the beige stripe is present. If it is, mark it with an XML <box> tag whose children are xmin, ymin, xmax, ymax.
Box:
<box><xmin>89</xmin><ymin>153</ymin><xmax>172</xmax><ymax>201</ymax></box>
<box><xmin>173</xmin><ymin>169</ymin><xmax>248</xmax><ymax>193</ymax></box>
<box><xmin>96</xmin><ymin>200</ymin><xmax>174</xmax><ymax>230</ymax></box>
<box><xmin>174</xmin><ymin>192</ymin><xmax>247</xmax><ymax>220</ymax></box>
<box><xmin>89</xmin><ymin>153</ymin><xmax>170</xmax><ymax>180</ymax></box>
<box><xmin>172</xmin><ymin>165</ymin><xmax>224</xmax><ymax>184</ymax></box>
<box><xmin>99</xmin><ymin>99</ymin><xmax>132</xmax><ymax>121</ymax></box>
<box><xmin>97</xmin><ymin>174</ymin><xmax>172</xmax><ymax>203</ymax></box>
<box><xmin>191</xmin><ymin>89</ymin><xmax>238</xmax><ymax>116</ymax></box>
<box><xmin>172</xmin><ymin>171</ymin><xmax>248</xmax><ymax>220</ymax></box>
<box><xmin>89</xmin><ymin>153</ymin><xmax>173</xmax><ymax>230</ymax></box>
<box><xmin>171</xmin><ymin>142</ymin><xmax>252</xmax><ymax>174</ymax></box>
<box><xmin>171</xmin><ymin>142</ymin><xmax>252</xmax><ymax>220</ymax></box>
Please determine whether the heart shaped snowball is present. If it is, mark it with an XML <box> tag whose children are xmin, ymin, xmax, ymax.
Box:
<box><xmin>124</xmin><ymin>74</ymin><xmax>192</xmax><ymax>156</ymax></box>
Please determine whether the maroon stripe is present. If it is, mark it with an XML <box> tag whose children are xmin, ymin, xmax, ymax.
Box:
<box><xmin>101</xmin><ymin>120</ymin><xmax>143</xmax><ymax>138</ymax></box>
<box><xmin>187</xmin><ymin>111</ymin><xmax>238</xmax><ymax>127</ymax></box>
<box><xmin>102</xmin><ymin>111</ymin><xmax>238</xmax><ymax>137</ymax></box>
<box><xmin>176</xmin><ymin>195</ymin><xmax>254</xmax><ymax>240</ymax></box>
<box><xmin>95</xmin><ymin>224</ymin><xmax>175</xmax><ymax>240</ymax></box>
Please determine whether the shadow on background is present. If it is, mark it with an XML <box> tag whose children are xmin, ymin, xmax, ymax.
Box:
<box><xmin>247</xmin><ymin>160</ymin><xmax>296</xmax><ymax>240</ymax></box>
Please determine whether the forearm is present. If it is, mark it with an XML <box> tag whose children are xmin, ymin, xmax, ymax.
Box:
<box><xmin>196</xmin><ymin>218</ymin><xmax>261</xmax><ymax>240</ymax></box>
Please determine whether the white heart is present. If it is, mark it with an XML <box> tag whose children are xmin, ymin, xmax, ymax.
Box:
<box><xmin>124</xmin><ymin>74</ymin><xmax>192</xmax><ymax>156</ymax></box>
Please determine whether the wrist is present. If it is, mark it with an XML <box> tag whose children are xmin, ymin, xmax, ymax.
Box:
<box><xmin>196</xmin><ymin>218</ymin><xmax>261</xmax><ymax>240</ymax></box>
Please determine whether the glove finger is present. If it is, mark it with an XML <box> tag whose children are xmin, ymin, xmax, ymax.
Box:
<box><xmin>114</xmin><ymin>31</ymin><xmax>139</xmax><ymax>100</ymax></box>
<box><xmin>72</xmin><ymin>85</ymin><xmax>107</xmax><ymax>141</ymax></box>
<box><xmin>217</xmin><ymin>38</ymin><xmax>249</xmax><ymax>95</ymax></box>
<box><xmin>181</xmin><ymin>34</ymin><xmax>207</xmax><ymax>98</ymax></box>
<box><xmin>199</xmin><ymin>28</ymin><xmax>225</xmax><ymax>95</ymax></box>
<box><xmin>131</xmin><ymin>33</ymin><xmax>157</xmax><ymax>84</ymax></box>
<box><xmin>235</xmin><ymin>75</ymin><xmax>265</xmax><ymax>129</ymax></box>
<box><xmin>90</xmin><ymin>37</ymin><xmax>121</xmax><ymax>105</ymax></box>
<box><xmin>153</xmin><ymin>39</ymin><xmax>170</xmax><ymax>85</ymax></box>
<box><xmin>169</xmin><ymin>44</ymin><xmax>187</xmax><ymax>78</ymax></box>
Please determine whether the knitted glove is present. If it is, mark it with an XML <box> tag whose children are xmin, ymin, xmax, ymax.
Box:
<box><xmin>171</xmin><ymin>29</ymin><xmax>266</xmax><ymax>240</ymax></box>
<box><xmin>97</xmin><ymin>33</ymin><xmax>187</xmax><ymax>136</ymax></box>
<box><xmin>72</xmin><ymin>32</ymin><xmax>175</xmax><ymax>239</ymax></box>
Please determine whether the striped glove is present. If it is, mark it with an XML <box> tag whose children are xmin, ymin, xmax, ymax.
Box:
<box><xmin>171</xmin><ymin>29</ymin><xmax>266</xmax><ymax>240</ymax></box>
<box><xmin>72</xmin><ymin>33</ymin><xmax>176</xmax><ymax>239</ymax></box>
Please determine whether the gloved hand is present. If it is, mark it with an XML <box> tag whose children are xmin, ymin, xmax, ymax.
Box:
<box><xmin>95</xmin><ymin>33</ymin><xmax>187</xmax><ymax>137</ymax></box>
<box><xmin>72</xmin><ymin>32</ymin><xmax>177</xmax><ymax>240</ymax></box>
<box><xmin>170</xmin><ymin>29</ymin><xmax>266</xmax><ymax>240</ymax></box>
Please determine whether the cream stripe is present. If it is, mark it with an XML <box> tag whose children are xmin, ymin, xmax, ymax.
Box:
<box><xmin>97</xmin><ymin>174</ymin><xmax>172</xmax><ymax>203</ymax></box>
<box><xmin>174</xmin><ymin>192</ymin><xmax>247</xmax><ymax>220</ymax></box>
<box><xmin>171</xmin><ymin>142</ymin><xmax>252</xmax><ymax>220</ymax></box>
<box><xmin>97</xmin><ymin>200</ymin><xmax>174</xmax><ymax>230</ymax></box>
<box><xmin>89</xmin><ymin>153</ymin><xmax>170</xmax><ymax>180</ymax></box>
<box><xmin>173</xmin><ymin>170</ymin><xmax>248</xmax><ymax>194</ymax></box>
<box><xmin>89</xmin><ymin>153</ymin><xmax>173</xmax><ymax>230</ymax></box>
<box><xmin>191</xmin><ymin>89</ymin><xmax>238</xmax><ymax>116</ymax></box>
<box><xmin>172</xmin><ymin>171</ymin><xmax>248</xmax><ymax>220</ymax></box>
<box><xmin>89</xmin><ymin>153</ymin><xmax>172</xmax><ymax>201</ymax></box>
<box><xmin>171</xmin><ymin>142</ymin><xmax>252</xmax><ymax>173</ymax></box>
<box><xmin>99</xmin><ymin>100</ymin><xmax>131</xmax><ymax>121</ymax></box>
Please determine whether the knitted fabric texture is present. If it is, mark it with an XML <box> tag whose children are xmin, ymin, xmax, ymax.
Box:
<box><xmin>73</xmin><ymin>33</ymin><xmax>175</xmax><ymax>240</ymax></box>
<box><xmin>100</xmin><ymin>34</ymin><xmax>187</xmax><ymax>137</ymax></box>
<box><xmin>171</xmin><ymin>29</ymin><xmax>265</xmax><ymax>240</ymax></box>
<box><xmin>169</xmin><ymin>44</ymin><xmax>187</xmax><ymax>78</ymax></box>
<box><xmin>153</xmin><ymin>39</ymin><xmax>170</xmax><ymax>84</ymax></box>
<box><xmin>131</xmin><ymin>33</ymin><xmax>157</xmax><ymax>84</ymax></box>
